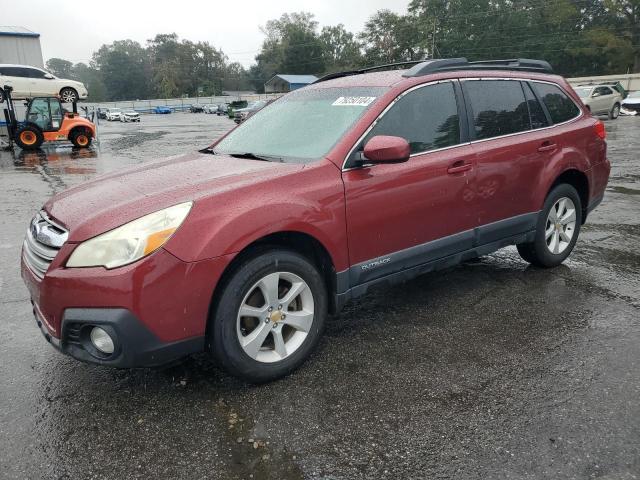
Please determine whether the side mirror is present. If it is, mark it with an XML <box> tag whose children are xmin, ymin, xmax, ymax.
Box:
<box><xmin>591</xmin><ymin>92</ymin><xmax>601</xmax><ymax>98</ymax></box>
<box><xmin>363</xmin><ymin>135</ymin><xmax>411</xmax><ymax>164</ymax></box>
<box><xmin>44</xmin><ymin>73</ymin><xmax>55</xmax><ymax>79</ymax></box>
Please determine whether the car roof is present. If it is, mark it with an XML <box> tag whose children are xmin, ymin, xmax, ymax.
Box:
<box><xmin>0</xmin><ymin>63</ymin><xmax>46</xmax><ymax>69</ymax></box>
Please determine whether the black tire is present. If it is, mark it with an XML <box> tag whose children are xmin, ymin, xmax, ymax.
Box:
<box><xmin>59</xmin><ymin>87</ymin><xmax>78</xmax><ymax>103</ymax></box>
<box><xmin>517</xmin><ymin>184</ymin><xmax>582</xmax><ymax>268</ymax></box>
<box><xmin>14</xmin><ymin>124</ymin><xmax>44</xmax><ymax>150</ymax></box>
<box><xmin>209</xmin><ymin>248</ymin><xmax>327</xmax><ymax>383</ymax></box>
<box><xmin>608</xmin><ymin>103</ymin><xmax>620</xmax><ymax>120</ymax></box>
<box><xmin>70</xmin><ymin>129</ymin><xmax>92</xmax><ymax>148</ymax></box>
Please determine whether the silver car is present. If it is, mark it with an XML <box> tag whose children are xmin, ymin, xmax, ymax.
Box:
<box><xmin>574</xmin><ymin>84</ymin><xmax>623</xmax><ymax>119</ymax></box>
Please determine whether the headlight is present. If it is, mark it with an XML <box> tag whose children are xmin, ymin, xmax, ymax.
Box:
<box><xmin>66</xmin><ymin>202</ymin><xmax>192</xmax><ymax>269</ymax></box>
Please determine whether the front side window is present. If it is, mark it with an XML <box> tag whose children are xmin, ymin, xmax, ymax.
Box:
<box><xmin>465</xmin><ymin>80</ymin><xmax>530</xmax><ymax>140</ymax></box>
<box><xmin>362</xmin><ymin>82</ymin><xmax>460</xmax><ymax>155</ymax></box>
<box><xmin>26</xmin><ymin>68</ymin><xmax>47</xmax><ymax>79</ymax></box>
<box><xmin>533</xmin><ymin>83</ymin><xmax>581</xmax><ymax>124</ymax></box>
<box><xmin>215</xmin><ymin>86</ymin><xmax>387</xmax><ymax>163</ymax></box>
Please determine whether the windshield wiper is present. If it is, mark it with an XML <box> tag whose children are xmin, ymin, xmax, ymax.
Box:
<box><xmin>199</xmin><ymin>147</ymin><xmax>215</xmax><ymax>154</ymax></box>
<box><xmin>229</xmin><ymin>152</ymin><xmax>283</xmax><ymax>162</ymax></box>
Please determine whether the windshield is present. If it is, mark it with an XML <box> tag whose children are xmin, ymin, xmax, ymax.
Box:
<box><xmin>574</xmin><ymin>87</ymin><xmax>592</xmax><ymax>98</ymax></box>
<box><xmin>627</xmin><ymin>91</ymin><xmax>640</xmax><ymax>98</ymax></box>
<box><xmin>214</xmin><ymin>86</ymin><xmax>387</xmax><ymax>163</ymax></box>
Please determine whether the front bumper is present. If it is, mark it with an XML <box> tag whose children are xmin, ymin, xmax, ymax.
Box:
<box><xmin>32</xmin><ymin>304</ymin><xmax>204</xmax><ymax>367</ymax></box>
<box><xmin>22</xmin><ymin>246</ymin><xmax>234</xmax><ymax>367</ymax></box>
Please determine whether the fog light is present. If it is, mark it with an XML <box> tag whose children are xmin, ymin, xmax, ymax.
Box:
<box><xmin>90</xmin><ymin>327</ymin><xmax>115</xmax><ymax>354</ymax></box>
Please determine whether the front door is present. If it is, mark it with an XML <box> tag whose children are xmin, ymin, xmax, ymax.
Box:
<box><xmin>343</xmin><ymin>80</ymin><xmax>477</xmax><ymax>286</ymax></box>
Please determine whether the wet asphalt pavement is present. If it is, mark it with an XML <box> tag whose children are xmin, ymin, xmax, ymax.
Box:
<box><xmin>0</xmin><ymin>113</ymin><xmax>639</xmax><ymax>480</ymax></box>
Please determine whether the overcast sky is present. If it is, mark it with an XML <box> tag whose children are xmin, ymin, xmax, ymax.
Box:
<box><xmin>4</xmin><ymin>0</ymin><xmax>410</xmax><ymax>67</ymax></box>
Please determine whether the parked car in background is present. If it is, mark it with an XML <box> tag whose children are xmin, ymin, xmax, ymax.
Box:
<box><xmin>20</xmin><ymin>58</ymin><xmax>610</xmax><ymax>383</ymax></box>
<box><xmin>621</xmin><ymin>91</ymin><xmax>640</xmax><ymax>115</ymax></box>
<box><xmin>121</xmin><ymin>110</ymin><xmax>141</xmax><ymax>122</ymax></box>
<box><xmin>153</xmin><ymin>106</ymin><xmax>172</xmax><ymax>114</ymax></box>
<box><xmin>234</xmin><ymin>100</ymin><xmax>268</xmax><ymax>124</ymax></box>
<box><xmin>574</xmin><ymin>84</ymin><xmax>623</xmax><ymax>119</ymax></box>
<box><xmin>227</xmin><ymin>100</ymin><xmax>248</xmax><ymax>118</ymax></box>
<box><xmin>203</xmin><ymin>104</ymin><xmax>217</xmax><ymax>114</ymax></box>
<box><xmin>216</xmin><ymin>103</ymin><xmax>230</xmax><ymax>115</ymax></box>
<box><xmin>190</xmin><ymin>104</ymin><xmax>204</xmax><ymax>113</ymax></box>
<box><xmin>105</xmin><ymin>108</ymin><xmax>122</xmax><ymax>121</ymax></box>
<box><xmin>0</xmin><ymin>64</ymin><xmax>88</xmax><ymax>103</ymax></box>
<box><xmin>96</xmin><ymin>108</ymin><xmax>107</xmax><ymax>120</ymax></box>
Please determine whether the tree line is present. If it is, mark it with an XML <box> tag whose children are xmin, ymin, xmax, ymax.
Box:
<box><xmin>46</xmin><ymin>0</ymin><xmax>638</xmax><ymax>101</ymax></box>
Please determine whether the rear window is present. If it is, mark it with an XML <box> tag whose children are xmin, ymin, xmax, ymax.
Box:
<box><xmin>464</xmin><ymin>80</ymin><xmax>530</xmax><ymax>140</ymax></box>
<box><xmin>533</xmin><ymin>83</ymin><xmax>580</xmax><ymax>124</ymax></box>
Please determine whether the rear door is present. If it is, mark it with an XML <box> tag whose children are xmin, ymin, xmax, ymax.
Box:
<box><xmin>1</xmin><ymin>66</ymin><xmax>31</xmax><ymax>98</ymax></box>
<box><xmin>462</xmin><ymin>79</ymin><xmax>551</xmax><ymax>244</ymax></box>
<box><xmin>342</xmin><ymin>80</ymin><xmax>477</xmax><ymax>285</ymax></box>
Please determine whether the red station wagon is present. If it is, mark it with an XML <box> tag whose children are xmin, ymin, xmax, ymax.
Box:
<box><xmin>22</xmin><ymin>58</ymin><xmax>610</xmax><ymax>382</ymax></box>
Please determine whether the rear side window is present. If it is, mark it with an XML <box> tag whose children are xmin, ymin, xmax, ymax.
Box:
<box><xmin>532</xmin><ymin>83</ymin><xmax>580</xmax><ymax>124</ymax></box>
<box><xmin>464</xmin><ymin>80</ymin><xmax>529</xmax><ymax>140</ymax></box>
<box><xmin>523</xmin><ymin>82</ymin><xmax>548</xmax><ymax>129</ymax></box>
<box><xmin>364</xmin><ymin>82</ymin><xmax>460</xmax><ymax>154</ymax></box>
<box><xmin>2</xmin><ymin>67</ymin><xmax>24</xmax><ymax>76</ymax></box>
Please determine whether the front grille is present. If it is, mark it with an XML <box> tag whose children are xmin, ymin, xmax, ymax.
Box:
<box><xmin>22</xmin><ymin>211</ymin><xmax>68</xmax><ymax>279</ymax></box>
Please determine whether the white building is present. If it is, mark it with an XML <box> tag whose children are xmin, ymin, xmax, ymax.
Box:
<box><xmin>0</xmin><ymin>26</ymin><xmax>44</xmax><ymax>68</ymax></box>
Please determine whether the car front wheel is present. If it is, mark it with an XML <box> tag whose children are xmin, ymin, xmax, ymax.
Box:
<box><xmin>60</xmin><ymin>87</ymin><xmax>78</xmax><ymax>103</ymax></box>
<box><xmin>517</xmin><ymin>184</ymin><xmax>582</xmax><ymax>268</ymax></box>
<box><xmin>209</xmin><ymin>249</ymin><xmax>327</xmax><ymax>383</ymax></box>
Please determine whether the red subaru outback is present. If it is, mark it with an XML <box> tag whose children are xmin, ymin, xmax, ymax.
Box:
<box><xmin>22</xmin><ymin>58</ymin><xmax>610</xmax><ymax>382</ymax></box>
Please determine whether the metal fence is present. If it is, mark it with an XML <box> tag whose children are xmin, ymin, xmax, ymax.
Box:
<box><xmin>85</xmin><ymin>93</ymin><xmax>284</xmax><ymax>113</ymax></box>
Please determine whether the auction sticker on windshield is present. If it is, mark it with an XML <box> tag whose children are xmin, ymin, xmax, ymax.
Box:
<box><xmin>332</xmin><ymin>96</ymin><xmax>377</xmax><ymax>106</ymax></box>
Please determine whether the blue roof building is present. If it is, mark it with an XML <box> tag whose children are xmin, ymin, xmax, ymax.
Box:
<box><xmin>264</xmin><ymin>74</ymin><xmax>318</xmax><ymax>93</ymax></box>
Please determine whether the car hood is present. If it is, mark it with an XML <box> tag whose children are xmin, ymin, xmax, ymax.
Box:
<box><xmin>44</xmin><ymin>152</ymin><xmax>304</xmax><ymax>242</ymax></box>
<box><xmin>622</xmin><ymin>97</ymin><xmax>640</xmax><ymax>105</ymax></box>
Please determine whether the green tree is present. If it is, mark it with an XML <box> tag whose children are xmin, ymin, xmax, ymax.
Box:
<box><xmin>45</xmin><ymin>58</ymin><xmax>73</xmax><ymax>78</ymax></box>
<box><xmin>320</xmin><ymin>24</ymin><xmax>363</xmax><ymax>72</ymax></box>
<box><xmin>72</xmin><ymin>62</ymin><xmax>106</xmax><ymax>101</ymax></box>
<box><xmin>92</xmin><ymin>40</ymin><xmax>151</xmax><ymax>100</ymax></box>
<box><xmin>359</xmin><ymin>10</ymin><xmax>423</xmax><ymax>65</ymax></box>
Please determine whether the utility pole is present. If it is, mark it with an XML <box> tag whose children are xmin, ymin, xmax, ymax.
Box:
<box><xmin>432</xmin><ymin>18</ymin><xmax>437</xmax><ymax>59</ymax></box>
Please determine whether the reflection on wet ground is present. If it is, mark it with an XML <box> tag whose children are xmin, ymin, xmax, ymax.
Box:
<box><xmin>0</xmin><ymin>114</ymin><xmax>639</xmax><ymax>479</ymax></box>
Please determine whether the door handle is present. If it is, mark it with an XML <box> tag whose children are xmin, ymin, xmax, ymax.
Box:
<box><xmin>537</xmin><ymin>141</ymin><xmax>557</xmax><ymax>152</ymax></box>
<box><xmin>447</xmin><ymin>162</ymin><xmax>473</xmax><ymax>174</ymax></box>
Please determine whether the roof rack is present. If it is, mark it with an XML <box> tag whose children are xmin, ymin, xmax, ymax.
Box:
<box><xmin>313</xmin><ymin>60</ymin><xmax>424</xmax><ymax>83</ymax></box>
<box><xmin>403</xmin><ymin>58</ymin><xmax>554</xmax><ymax>77</ymax></box>
<box><xmin>313</xmin><ymin>57</ymin><xmax>554</xmax><ymax>84</ymax></box>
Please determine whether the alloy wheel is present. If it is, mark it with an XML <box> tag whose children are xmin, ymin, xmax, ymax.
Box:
<box><xmin>61</xmin><ymin>89</ymin><xmax>77</xmax><ymax>103</ymax></box>
<box><xmin>236</xmin><ymin>271</ymin><xmax>314</xmax><ymax>363</ymax></box>
<box><xmin>545</xmin><ymin>197</ymin><xmax>576</xmax><ymax>254</ymax></box>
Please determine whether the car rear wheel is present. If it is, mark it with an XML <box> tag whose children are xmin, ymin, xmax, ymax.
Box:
<box><xmin>609</xmin><ymin>103</ymin><xmax>620</xmax><ymax>120</ymax></box>
<box><xmin>209</xmin><ymin>249</ymin><xmax>327</xmax><ymax>383</ymax></box>
<box><xmin>15</xmin><ymin>124</ymin><xmax>44</xmax><ymax>150</ymax></box>
<box><xmin>60</xmin><ymin>87</ymin><xmax>78</xmax><ymax>103</ymax></box>
<box><xmin>517</xmin><ymin>184</ymin><xmax>582</xmax><ymax>268</ymax></box>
